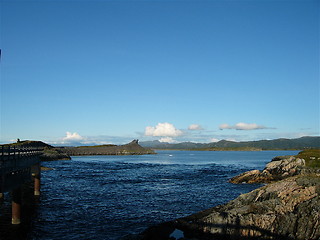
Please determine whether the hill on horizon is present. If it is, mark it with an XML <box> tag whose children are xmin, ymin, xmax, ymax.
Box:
<box><xmin>140</xmin><ymin>136</ymin><xmax>320</xmax><ymax>150</ymax></box>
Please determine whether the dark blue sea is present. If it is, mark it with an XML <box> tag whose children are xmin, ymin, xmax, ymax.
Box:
<box><xmin>30</xmin><ymin>150</ymin><xmax>298</xmax><ymax>240</ymax></box>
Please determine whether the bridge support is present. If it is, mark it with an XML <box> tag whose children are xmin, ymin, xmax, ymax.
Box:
<box><xmin>11</xmin><ymin>187</ymin><xmax>22</xmax><ymax>225</ymax></box>
<box><xmin>1</xmin><ymin>146</ymin><xmax>43</xmax><ymax>225</ymax></box>
<box><xmin>32</xmin><ymin>163</ymin><xmax>41</xmax><ymax>196</ymax></box>
<box><xmin>34</xmin><ymin>175</ymin><xmax>40</xmax><ymax>196</ymax></box>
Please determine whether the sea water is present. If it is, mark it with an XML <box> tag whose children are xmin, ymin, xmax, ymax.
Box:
<box><xmin>30</xmin><ymin>150</ymin><xmax>298</xmax><ymax>240</ymax></box>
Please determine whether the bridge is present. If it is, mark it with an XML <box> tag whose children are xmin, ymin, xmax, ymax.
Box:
<box><xmin>0</xmin><ymin>145</ymin><xmax>43</xmax><ymax>224</ymax></box>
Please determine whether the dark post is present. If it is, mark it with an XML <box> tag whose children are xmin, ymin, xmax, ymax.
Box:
<box><xmin>12</xmin><ymin>186</ymin><xmax>22</xmax><ymax>224</ymax></box>
<box><xmin>33</xmin><ymin>163</ymin><xmax>41</xmax><ymax>196</ymax></box>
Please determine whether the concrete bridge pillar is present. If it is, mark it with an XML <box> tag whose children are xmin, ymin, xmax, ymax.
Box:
<box><xmin>34</xmin><ymin>175</ymin><xmax>41</xmax><ymax>196</ymax></box>
<box><xmin>32</xmin><ymin>163</ymin><xmax>41</xmax><ymax>196</ymax></box>
<box><xmin>11</xmin><ymin>187</ymin><xmax>22</xmax><ymax>224</ymax></box>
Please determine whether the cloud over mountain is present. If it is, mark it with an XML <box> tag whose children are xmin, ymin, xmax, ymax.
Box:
<box><xmin>219</xmin><ymin>122</ymin><xmax>268</xmax><ymax>130</ymax></box>
<box><xmin>62</xmin><ymin>132</ymin><xmax>85</xmax><ymax>142</ymax></box>
<box><xmin>145</xmin><ymin>122</ymin><xmax>183</xmax><ymax>137</ymax></box>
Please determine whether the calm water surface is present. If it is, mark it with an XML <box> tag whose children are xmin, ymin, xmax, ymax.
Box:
<box><xmin>30</xmin><ymin>150</ymin><xmax>298</xmax><ymax>240</ymax></box>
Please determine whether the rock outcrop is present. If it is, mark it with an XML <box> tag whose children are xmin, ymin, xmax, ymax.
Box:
<box><xmin>40</xmin><ymin>147</ymin><xmax>71</xmax><ymax>161</ymax></box>
<box><xmin>229</xmin><ymin>156</ymin><xmax>306</xmax><ymax>184</ymax></box>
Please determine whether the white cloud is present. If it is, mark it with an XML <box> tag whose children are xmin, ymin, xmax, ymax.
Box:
<box><xmin>219</xmin><ymin>122</ymin><xmax>267</xmax><ymax>130</ymax></box>
<box><xmin>63</xmin><ymin>132</ymin><xmax>84</xmax><ymax>141</ymax></box>
<box><xmin>57</xmin><ymin>133</ymin><xmax>135</xmax><ymax>146</ymax></box>
<box><xmin>159</xmin><ymin>137</ymin><xmax>177</xmax><ymax>143</ymax></box>
<box><xmin>235</xmin><ymin>123</ymin><xmax>266</xmax><ymax>130</ymax></box>
<box><xmin>188</xmin><ymin>124</ymin><xmax>203</xmax><ymax>130</ymax></box>
<box><xmin>145</xmin><ymin>122</ymin><xmax>183</xmax><ymax>137</ymax></box>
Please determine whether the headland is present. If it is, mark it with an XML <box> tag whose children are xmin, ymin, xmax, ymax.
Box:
<box><xmin>57</xmin><ymin>139</ymin><xmax>155</xmax><ymax>156</ymax></box>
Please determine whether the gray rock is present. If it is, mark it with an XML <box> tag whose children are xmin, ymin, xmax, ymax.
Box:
<box><xmin>230</xmin><ymin>156</ymin><xmax>305</xmax><ymax>184</ymax></box>
<box><xmin>174</xmin><ymin>176</ymin><xmax>320</xmax><ymax>239</ymax></box>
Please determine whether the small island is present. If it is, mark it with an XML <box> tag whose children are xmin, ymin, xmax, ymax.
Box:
<box><xmin>57</xmin><ymin>139</ymin><xmax>155</xmax><ymax>156</ymax></box>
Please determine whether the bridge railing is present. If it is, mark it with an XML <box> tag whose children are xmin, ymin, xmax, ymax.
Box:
<box><xmin>0</xmin><ymin>146</ymin><xmax>44</xmax><ymax>224</ymax></box>
<box><xmin>0</xmin><ymin>146</ymin><xmax>43</xmax><ymax>174</ymax></box>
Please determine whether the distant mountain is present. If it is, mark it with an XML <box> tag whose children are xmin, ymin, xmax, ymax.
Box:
<box><xmin>140</xmin><ymin>136</ymin><xmax>320</xmax><ymax>150</ymax></box>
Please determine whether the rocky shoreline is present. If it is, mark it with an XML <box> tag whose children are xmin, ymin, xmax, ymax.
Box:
<box><xmin>126</xmin><ymin>150</ymin><xmax>320</xmax><ymax>240</ymax></box>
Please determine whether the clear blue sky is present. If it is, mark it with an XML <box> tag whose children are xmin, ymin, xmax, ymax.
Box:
<box><xmin>1</xmin><ymin>0</ymin><xmax>319</xmax><ymax>145</ymax></box>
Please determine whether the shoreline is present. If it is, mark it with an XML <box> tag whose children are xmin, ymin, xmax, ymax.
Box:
<box><xmin>127</xmin><ymin>150</ymin><xmax>320</xmax><ymax>240</ymax></box>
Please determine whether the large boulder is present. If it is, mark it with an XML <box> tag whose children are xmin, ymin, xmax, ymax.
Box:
<box><xmin>230</xmin><ymin>156</ymin><xmax>305</xmax><ymax>184</ymax></box>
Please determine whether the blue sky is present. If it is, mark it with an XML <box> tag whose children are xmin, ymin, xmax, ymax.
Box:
<box><xmin>1</xmin><ymin>0</ymin><xmax>319</xmax><ymax>145</ymax></box>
